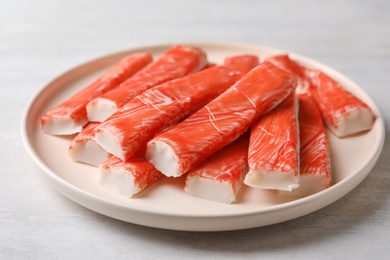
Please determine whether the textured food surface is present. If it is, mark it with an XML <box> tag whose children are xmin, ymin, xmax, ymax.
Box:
<box><xmin>41</xmin><ymin>53</ymin><xmax>153</xmax><ymax>134</ymax></box>
<box><xmin>147</xmin><ymin>62</ymin><xmax>297</xmax><ymax>177</ymax></box>
<box><xmin>95</xmin><ymin>65</ymin><xmax>242</xmax><ymax>161</ymax></box>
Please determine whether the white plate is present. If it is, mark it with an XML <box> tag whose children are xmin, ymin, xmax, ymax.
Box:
<box><xmin>21</xmin><ymin>42</ymin><xmax>385</xmax><ymax>231</ymax></box>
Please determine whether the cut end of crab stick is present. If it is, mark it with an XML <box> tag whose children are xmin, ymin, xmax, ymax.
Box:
<box><xmin>97</xmin><ymin>156</ymin><xmax>163</xmax><ymax>197</ymax></box>
<box><xmin>279</xmin><ymin>173</ymin><xmax>331</xmax><ymax>197</ymax></box>
<box><xmin>306</xmin><ymin>69</ymin><xmax>375</xmax><ymax>137</ymax></box>
<box><xmin>87</xmin><ymin>45</ymin><xmax>209</xmax><ymax>119</ymax></box>
<box><xmin>185</xmin><ymin>176</ymin><xmax>239</xmax><ymax>204</ymax></box>
<box><xmin>41</xmin><ymin>115</ymin><xmax>87</xmax><ymax>135</ymax></box>
<box><xmin>147</xmin><ymin>62</ymin><xmax>297</xmax><ymax>177</ymax></box>
<box><xmin>244</xmin><ymin>169</ymin><xmax>300</xmax><ymax>191</ymax></box>
<box><xmin>69</xmin><ymin>139</ymin><xmax>110</xmax><ymax>166</ymax></box>
<box><xmin>97</xmin><ymin>165</ymin><xmax>143</xmax><ymax>197</ymax></box>
<box><xmin>223</xmin><ymin>54</ymin><xmax>259</xmax><ymax>74</ymax></box>
<box><xmin>279</xmin><ymin>92</ymin><xmax>332</xmax><ymax>196</ymax></box>
<box><xmin>86</xmin><ymin>98</ymin><xmax>118</xmax><ymax>122</ymax></box>
<box><xmin>184</xmin><ymin>135</ymin><xmax>249</xmax><ymax>204</ymax></box>
<box><xmin>68</xmin><ymin>122</ymin><xmax>110</xmax><ymax>166</ymax></box>
<box><xmin>145</xmin><ymin>140</ymin><xmax>180</xmax><ymax>177</ymax></box>
<box><xmin>94</xmin><ymin>129</ymin><xmax>125</xmax><ymax>161</ymax></box>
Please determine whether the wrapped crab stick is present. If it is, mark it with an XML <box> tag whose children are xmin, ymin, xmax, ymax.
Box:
<box><xmin>266</xmin><ymin>54</ymin><xmax>305</xmax><ymax>79</ymax></box>
<box><xmin>280</xmin><ymin>92</ymin><xmax>331</xmax><ymax>196</ymax></box>
<box><xmin>95</xmin><ymin>65</ymin><xmax>242</xmax><ymax>161</ymax></box>
<box><xmin>306</xmin><ymin>69</ymin><xmax>375</xmax><ymax>137</ymax></box>
<box><xmin>97</xmin><ymin>155</ymin><xmax>163</xmax><ymax>197</ymax></box>
<box><xmin>41</xmin><ymin>53</ymin><xmax>153</xmax><ymax>135</ymax></box>
<box><xmin>68</xmin><ymin>122</ymin><xmax>111</xmax><ymax>166</ymax></box>
<box><xmin>146</xmin><ymin>61</ymin><xmax>297</xmax><ymax>177</ymax></box>
<box><xmin>266</xmin><ymin>54</ymin><xmax>310</xmax><ymax>91</ymax></box>
<box><xmin>263</xmin><ymin>54</ymin><xmax>332</xmax><ymax>194</ymax></box>
<box><xmin>223</xmin><ymin>55</ymin><xmax>259</xmax><ymax>74</ymax></box>
<box><xmin>244</xmin><ymin>92</ymin><xmax>300</xmax><ymax>192</ymax></box>
<box><xmin>184</xmin><ymin>133</ymin><xmax>249</xmax><ymax>204</ymax></box>
<box><xmin>87</xmin><ymin>45</ymin><xmax>208</xmax><ymax>122</ymax></box>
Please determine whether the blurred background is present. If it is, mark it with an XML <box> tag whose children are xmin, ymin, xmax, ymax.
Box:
<box><xmin>1</xmin><ymin>0</ymin><xmax>389</xmax><ymax>259</ymax></box>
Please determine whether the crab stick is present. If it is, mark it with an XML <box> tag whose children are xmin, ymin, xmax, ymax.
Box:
<box><xmin>87</xmin><ymin>45</ymin><xmax>208</xmax><ymax>122</ymax></box>
<box><xmin>95</xmin><ymin>65</ymin><xmax>242</xmax><ymax>161</ymax></box>
<box><xmin>266</xmin><ymin>54</ymin><xmax>308</xmax><ymax>91</ymax></box>
<box><xmin>306</xmin><ymin>69</ymin><xmax>375</xmax><ymax>137</ymax></box>
<box><xmin>223</xmin><ymin>55</ymin><xmax>259</xmax><ymax>74</ymax></box>
<box><xmin>184</xmin><ymin>133</ymin><xmax>249</xmax><ymax>204</ymax></box>
<box><xmin>244</xmin><ymin>92</ymin><xmax>300</xmax><ymax>191</ymax></box>
<box><xmin>146</xmin><ymin>61</ymin><xmax>297</xmax><ymax>177</ymax></box>
<box><xmin>97</xmin><ymin>155</ymin><xmax>163</xmax><ymax>197</ymax></box>
<box><xmin>280</xmin><ymin>92</ymin><xmax>331</xmax><ymax>196</ymax></box>
<box><xmin>41</xmin><ymin>53</ymin><xmax>153</xmax><ymax>135</ymax></box>
<box><xmin>68</xmin><ymin>122</ymin><xmax>111</xmax><ymax>166</ymax></box>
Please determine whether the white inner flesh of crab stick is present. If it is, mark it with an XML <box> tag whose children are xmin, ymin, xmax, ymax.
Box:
<box><xmin>306</xmin><ymin>69</ymin><xmax>375</xmax><ymax>137</ymax></box>
<box><xmin>184</xmin><ymin>134</ymin><xmax>249</xmax><ymax>204</ymax></box>
<box><xmin>326</xmin><ymin>106</ymin><xmax>374</xmax><ymax>137</ymax></box>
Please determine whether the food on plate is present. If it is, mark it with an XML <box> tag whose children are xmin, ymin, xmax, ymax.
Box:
<box><xmin>260</xmin><ymin>54</ymin><xmax>332</xmax><ymax>194</ymax></box>
<box><xmin>68</xmin><ymin>122</ymin><xmax>110</xmax><ymax>166</ymax></box>
<box><xmin>95</xmin><ymin>65</ymin><xmax>242</xmax><ymax>161</ymax></box>
<box><xmin>146</xmin><ymin>61</ymin><xmax>297</xmax><ymax>178</ymax></box>
<box><xmin>280</xmin><ymin>92</ymin><xmax>331</xmax><ymax>196</ymax></box>
<box><xmin>86</xmin><ymin>45</ymin><xmax>208</xmax><ymax>122</ymax></box>
<box><xmin>97</xmin><ymin>155</ymin><xmax>163</xmax><ymax>197</ymax></box>
<box><xmin>266</xmin><ymin>54</ymin><xmax>308</xmax><ymax>91</ymax></box>
<box><xmin>40</xmin><ymin>53</ymin><xmax>153</xmax><ymax>135</ymax></box>
<box><xmin>40</xmin><ymin>45</ymin><xmax>376</xmax><ymax>203</ymax></box>
<box><xmin>184</xmin><ymin>133</ymin><xmax>249</xmax><ymax>204</ymax></box>
<box><xmin>244</xmin><ymin>92</ymin><xmax>300</xmax><ymax>191</ymax></box>
<box><xmin>306</xmin><ymin>69</ymin><xmax>375</xmax><ymax>137</ymax></box>
<box><xmin>223</xmin><ymin>54</ymin><xmax>259</xmax><ymax>74</ymax></box>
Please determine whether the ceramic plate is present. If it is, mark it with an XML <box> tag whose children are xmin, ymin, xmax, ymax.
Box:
<box><xmin>21</xmin><ymin>42</ymin><xmax>385</xmax><ymax>231</ymax></box>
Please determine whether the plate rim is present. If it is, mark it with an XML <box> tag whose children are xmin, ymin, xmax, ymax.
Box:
<box><xmin>21</xmin><ymin>41</ymin><xmax>386</xmax><ymax>230</ymax></box>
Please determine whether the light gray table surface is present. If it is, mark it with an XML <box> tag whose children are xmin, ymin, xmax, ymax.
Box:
<box><xmin>1</xmin><ymin>0</ymin><xmax>389</xmax><ymax>259</ymax></box>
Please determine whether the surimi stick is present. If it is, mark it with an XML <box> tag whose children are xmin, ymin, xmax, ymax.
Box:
<box><xmin>68</xmin><ymin>122</ymin><xmax>111</xmax><ymax>166</ymax></box>
<box><xmin>95</xmin><ymin>65</ymin><xmax>242</xmax><ymax>161</ymax></box>
<box><xmin>244</xmin><ymin>92</ymin><xmax>300</xmax><ymax>191</ymax></box>
<box><xmin>146</xmin><ymin>62</ymin><xmax>297</xmax><ymax>178</ymax></box>
<box><xmin>262</xmin><ymin>54</ymin><xmax>332</xmax><ymax>194</ymax></box>
<box><xmin>223</xmin><ymin>55</ymin><xmax>259</xmax><ymax>74</ymax></box>
<box><xmin>266</xmin><ymin>54</ymin><xmax>311</xmax><ymax>93</ymax></box>
<box><xmin>306</xmin><ymin>69</ymin><xmax>375</xmax><ymax>137</ymax></box>
<box><xmin>266</xmin><ymin>54</ymin><xmax>305</xmax><ymax>79</ymax></box>
<box><xmin>97</xmin><ymin>156</ymin><xmax>163</xmax><ymax>197</ymax></box>
<box><xmin>87</xmin><ymin>45</ymin><xmax>208</xmax><ymax>122</ymax></box>
<box><xmin>41</xmin><ymin>53</ymin><xmax>153</xmax><ymax>135</ymax></box>
<box><xmin>184</xmin><ymin>133</ymin><xmax>249</xmax><ymax>204</ymax></box>
<box><xmin>280</xmin><ymin>92</ymin><xmax>331</xmax><ymax>196</ymax></box>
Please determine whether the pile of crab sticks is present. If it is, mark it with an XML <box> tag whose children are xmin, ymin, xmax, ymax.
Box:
<box><xmin>41</xmin><ymin>45</ymin><xmax>376</xmax><ymax>204</ymax></box>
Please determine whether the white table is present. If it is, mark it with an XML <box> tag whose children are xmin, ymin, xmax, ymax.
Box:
<box><xmin>2</xmin><ymin>0</ymin><xmax>389</xmax><ymax>259</ymax></box>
